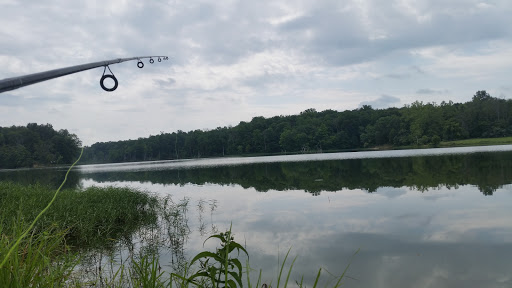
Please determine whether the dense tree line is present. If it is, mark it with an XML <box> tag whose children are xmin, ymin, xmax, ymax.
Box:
<box><xmin>0</xmin><ymin>123</ymin><xmax>81</xmax><ymax>169</ymax></box>
<box><xmin>82</xmin><ymin>91</ymin><xmax>512</xmax><ymax>164</ymax></box>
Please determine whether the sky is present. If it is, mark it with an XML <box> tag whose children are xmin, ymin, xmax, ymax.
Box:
<box><xmin>1</xmin><ymin>0</ymin><xmax>511</xmax><ymax>146</ymax></box>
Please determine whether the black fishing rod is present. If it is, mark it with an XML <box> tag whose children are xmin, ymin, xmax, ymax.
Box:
<box><xmin>0</xmin><ymin>56</ymin><xmax>168</xmax><ymax>93</ymax></box>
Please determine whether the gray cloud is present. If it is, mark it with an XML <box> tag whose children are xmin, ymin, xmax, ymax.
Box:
<box><xmin>359</xmin><ymin>95</ymin><xmax>401</xmax><ymax>109</ymax></box>
<box><xmin>154</xmin><ymin>78</ymin><xmax>176</xmax><ymax>89</ymax></box>
<box><xmin>1</xmin><ymin>0</ymin><xmax>512</xmax><ymax>144</ymax></box>
<box><xmin>384</xmin><ymin>72</ymin><xmax>411</xmax><ymax>79</ymax></box>
<box><xmin>0</xmin><ymin>95</ymin><xmax>24</xmax><ymax>107</ymax></box>
<box><xmin>411</xmin><ymin>66</ymin><xmax>426</xmax><ymax>74</ymax></box>
<box><xmin>377</xmin><ymin>187</ymin><xmax>407</xmax><ymax>199</ymax></box>
<box><xmin>277</xmin><ymin>1</ymin><xmax>512</xmax><ymax>66</ymax></box>
<box><xmin>416</xmin><ymin>88</ymin><xmax>450</xmax><ymax>95</ymax></box>
<box><xmin>0</xmin><ymin>93</ymin><xmax>72</xmax><ymax>107</ymax></box>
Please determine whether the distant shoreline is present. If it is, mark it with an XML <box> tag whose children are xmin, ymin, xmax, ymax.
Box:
<box><xmin>77</xmin><ymin>137</ymin><xmax>512</xmax><ymax>166</ymax></box>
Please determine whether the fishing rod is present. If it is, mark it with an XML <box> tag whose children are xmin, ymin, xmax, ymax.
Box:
<box><xmin>0</xmin><ymin>56</ymin><xmax>169</xmax><ymax>93</ymax></box>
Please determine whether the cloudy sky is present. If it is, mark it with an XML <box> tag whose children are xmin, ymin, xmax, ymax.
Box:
<box><xmin>1</xmin><ymin>0</ymin><xmax>511</xmax><ymax>145</ymax></box>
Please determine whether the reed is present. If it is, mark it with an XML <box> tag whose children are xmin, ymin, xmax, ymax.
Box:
<box><xmin>0</xmin><ymin>217</ymin><xmax>79</xmax><ymax>287</ymax></box>
<box><xmin>0</xmin><ymin>182</ymin><xmax>159</xmax><ymax>251</ymax></box>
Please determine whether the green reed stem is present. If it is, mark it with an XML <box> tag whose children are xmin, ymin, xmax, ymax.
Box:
<box><xmin>0</xmin><ymin>147</ymin><xmax>83</xmax><ymax>269</ymax></box>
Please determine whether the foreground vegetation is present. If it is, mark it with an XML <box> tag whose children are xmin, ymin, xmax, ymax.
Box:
<box><xmin>0</xmin><ymin>182</ymin><xmax>353</xmax><ymax>287</ymax></box>
<box><xmin>0</xmin><ymin>182</ymin><xmax>159</xmax><ymax>250</ymax></box>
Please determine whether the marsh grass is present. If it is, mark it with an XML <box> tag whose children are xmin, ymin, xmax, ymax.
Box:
<box><xmin>0</xmin><ymin>217</ymin><xmax>79</xmax><ymax>287</ymax></box>
<box><xmin>0</xmin><ymin>182</ymin><xmax>159</xmax><ymax>251</ymax></box>
<box><xmin>0</xmin><ymin>181</ymin><xmax>162</xmax><ymax>286</ymax></box>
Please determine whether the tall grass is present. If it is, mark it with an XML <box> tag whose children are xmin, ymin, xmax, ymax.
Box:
<box><xmin>0</xmin><ymin>148</ymin><xmax>82</xmax><ymax>271</ymax></box>
<box><xmin>0</xmin><ymin>217</ymin><xmax>79</xmax><ymax>287</ymax></box>
<box><xmin>0</xmin><ymin>181</ymin><xmax>162</xmax><ymax>286</ymax></box>
<box><xmin>0</xmin><ymin>183</ymin><xmax>159</xmax><ymax>251</ymax></box>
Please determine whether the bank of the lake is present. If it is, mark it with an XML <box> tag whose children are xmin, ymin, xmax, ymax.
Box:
<box><xmin>440</xmin><ymin>136</ymin><xmax>512</xmax><ymax>147</ymax></box>
<box><xmin>367</xmin><ymin>136</ymin><xmax>512</xmax><ymax>151</ymax></box>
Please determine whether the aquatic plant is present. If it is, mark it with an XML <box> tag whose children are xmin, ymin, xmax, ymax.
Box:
<box><xmin>177</xmin><ymin>226</ymin><xmax>248</xmax><ymax>288</ymax></box>
<box><xmin>0</xmin><ymin>183</ymin><xmax>159</xmax><ymax>251</ymax></box>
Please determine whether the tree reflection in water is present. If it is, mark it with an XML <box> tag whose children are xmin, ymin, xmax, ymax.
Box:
<box><xmin>78</xmin><ymin>151</ymin><xmax>512</xmax><ymax>196</ymax></box>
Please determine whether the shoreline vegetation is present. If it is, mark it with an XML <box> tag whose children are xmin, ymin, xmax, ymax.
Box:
<box><xmin>0</xmin><ymin>182</ymin><xmax>353</xmax><ymax>287</ymax></box>
<box><xmin>439</xmin><ymin>136</ymin><xmax>512</xmax><ymax>147</ymax></box>
<box><xmin>3</xmin><ymin>91</ymin><xmax>512</xmax><ymax>169</ymax></box>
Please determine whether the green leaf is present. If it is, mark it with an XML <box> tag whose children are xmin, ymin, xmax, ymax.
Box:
<box><xmin>208</xmin><ymin>266</ymin><xmax>219</xmax><ymax>279</ymax></box>
<box><xmin>187</xmin><ymin>271</ymin><xmax>210</xmax><ymax>282</ymax></box>
<box><xmin>312</xmin><ymin>268</ymin><xmax>321</xmax><ymax>288</ymax></box>
<box><xmin>297</xmin><ymin>275</ymin><xmax>304</xmax><ymax>288</ymax></box>
<box><xmin>228</xmin><ymin>241</ymin><xmax>249</xmax><ymax>257</ymax></box>
<box><xmin>277</xmin><ymin>248</ymin><xmax>292</xmax><ymax>288</ymax></box>
<box><xmin>190</xmin><ymin>251</ymin><xmax>224</xmax><ymax>266</ymax></box>
<box><xmin>228</xmin><ymin>271</ymin><xmax>243</xmax><ymax>287</ymax></box>
<box><xmin>231</xmin><ymin>258</ymin><xmax>243</xmax><ymax>275</ymax></box>
<box><xmin>227</xmin><ymin>279</ymin><xmax>237</xmax><ymax>288</ymax></box>
<box><xmin>334</xmin><ymin>248</ymin><xmax>360</xmax><ymax>288</ymax></box>
<box><xmin>283</xmin><ymin>255</ymin><xmax>297</xmax><ymax>288</ymax></box>
<box><xmin>245</xmin><ymin>260</ymin><xmax>253</xmax><ymax>288</ymax></box>
<box><xmin>204</xmin><ymin>234</ymin><xmax>225</xmax><ymax>245</ymax></box>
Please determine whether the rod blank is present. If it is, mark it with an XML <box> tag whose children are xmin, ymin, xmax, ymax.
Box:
<box><xmin>0</xmin><ymin>56</ymin><xmax>168</xmax><ymax>93</ymax></box>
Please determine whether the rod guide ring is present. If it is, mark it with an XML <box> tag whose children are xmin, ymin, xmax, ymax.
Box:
<box><xmin>100</xmin><ymin>74</ymin><xmax>118</xmax><ymax>92</ymax></box>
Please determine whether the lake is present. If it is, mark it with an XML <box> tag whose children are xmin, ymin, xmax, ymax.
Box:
<box><xmin>2</xmin><ymin>145</ymin><xmax>512</xmax><ymax>287</ymax></box>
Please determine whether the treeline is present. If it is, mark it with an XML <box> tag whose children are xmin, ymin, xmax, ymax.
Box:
<box><xmin>0</xmin><ymin>123</ymin><xmax>81</xmax><ymax>169</ymax></box>
<box><xmin>82</xmin><ymin>91</ymin><xmax>512</xmax><ymax>164</ymax></box>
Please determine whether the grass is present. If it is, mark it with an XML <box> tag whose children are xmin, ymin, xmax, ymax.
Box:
<box><xmin>0</xmin><ymin>182</ymin><xmax>159</xmax><ymax>251</ymax></box>
<box><xmin>440</xmin><ymin>136</ymin><xmax>512</xmax><ymax>147</ymax></box>
<box><xmin>0</xmin><ymin>218</ymin><xmax>79</xmax><ymax>287</ymax></box>
<box><xmin>0</xmin><ymin>182</ymin><xmax>162</xmax><ymax>287</ymax></box>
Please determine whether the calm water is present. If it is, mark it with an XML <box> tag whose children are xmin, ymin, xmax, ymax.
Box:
<box><xmin>2</xmin><ymin>145</ymin><xmax>512</xmax><ymax>287</ymax></box>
